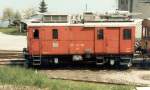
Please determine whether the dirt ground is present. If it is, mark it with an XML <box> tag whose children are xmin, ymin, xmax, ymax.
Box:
<box><xmin>40</xmin><ymin>68</ymin><xmax>150</xmax><ymax>86</ymax></box>
<box><xmin>0</xmin><ymin>32</ymin><xmax>26</xmax><ymax>51</ymax></box>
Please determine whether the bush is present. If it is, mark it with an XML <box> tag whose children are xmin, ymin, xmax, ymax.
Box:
<box><xmin>0</xmin><ymin>28</ymin><xmax>26</xmax><ymax>35</ymax></box>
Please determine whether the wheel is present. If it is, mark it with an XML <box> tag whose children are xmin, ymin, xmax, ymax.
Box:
<box><xmin>122</xmin><ymin>59</ymin><xmax>132</xmax><ymax>69</ymax></box>
<box><xmin>126</xmin><ymin>60</ymin><xmax>132</xmax><ymax>68</ymax></box>
<box><xmin>119</xmin><ymin>57</ymin><xmax>133</xmax><ymax>69</ymax></box>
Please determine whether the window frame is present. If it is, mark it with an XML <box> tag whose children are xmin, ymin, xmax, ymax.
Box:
<box><xmin>123</xmin><ymin>28</ymin><xmax>132</xmax><ymax>40</ymax></box>
<box><xmin>52</xmin><ymin>29</ymin><xmax>58</xmax><ymax>39</ymax></box>
<box><xmin>97</xmin><ymin>29</ymin><xmax>104</xmax><ymax>40</ymax></box>
<box><xmin>33</xmin><ymin>29</ymin><xmax>39</xmax><ymax>39</ymax></box>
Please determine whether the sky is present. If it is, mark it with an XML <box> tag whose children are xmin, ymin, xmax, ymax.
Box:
<box><xmin>0</xmin><ymin>0</ymin><xmax>118</xmax><ymax>16</ymax></box>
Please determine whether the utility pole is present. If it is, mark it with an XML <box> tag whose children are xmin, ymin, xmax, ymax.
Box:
<box><xmin>85</xmin><ymin>3</ymin><xmax>88</xmax><ymax>12</ymax></box>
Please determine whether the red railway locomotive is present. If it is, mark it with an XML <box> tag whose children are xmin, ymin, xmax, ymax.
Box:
<box><xmin>23</xmin><ymin>12</ymin><xmax>139</xmax><ymax>68</ymax></box>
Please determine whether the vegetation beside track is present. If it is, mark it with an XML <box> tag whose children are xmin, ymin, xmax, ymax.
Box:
<box><xmin>0</xmin><ymin>28</ymin><xmax>26</xmax><ymax>36</ymax></box>
<box><xmin>0</xmin><ymin>66</ymin><xmax>135</xmax><ymax>90</ymax></box>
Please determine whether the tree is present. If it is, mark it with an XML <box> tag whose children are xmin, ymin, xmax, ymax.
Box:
<box><xmin>2</xmin><ymin>8</ymin><xmax>14</xmax><ymax>25</ymax></box>
<box><xmin>13</xmin><ymin>11</ymin><xmax>22</xmax><ymax>30</ymax></box>
<box><xmin>39</xmin><ymin>0</ymin><xmax>47</xmax><ymax>13</ymax></box>
<box><xmin>14</xmin><ymin>11</ymin><xmax>21</xmax><ymax>20</ymax></box>
<box><xmin>22</xmin><ymin>8</ymin><xmax>37</xmax><ymax>19</ymax></box>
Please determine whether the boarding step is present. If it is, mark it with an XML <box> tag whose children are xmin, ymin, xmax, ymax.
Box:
<box><xmin>96</xmin><ymin>62</ymin><xmax>104</xmax><ymax>65</ymax></box>
<box><xmin>33</xmin><ymin>56</ymin><xmax>41</xmax><ymax>58</ymax></box>
<box><xmin>32</xmin><ymin>60</ymin><xmax>41</xmax><ymax>66</ymax></box>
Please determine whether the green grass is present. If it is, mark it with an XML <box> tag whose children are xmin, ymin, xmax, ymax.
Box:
<box><xmin>0</xmin><ymin>66</ymin><xmax>135</xmax><ymax>90</ymax></box>
<box><xmin>0</xmin><ymin>28</ymin><xmax>26</xmax><ymax>36</ymax></box>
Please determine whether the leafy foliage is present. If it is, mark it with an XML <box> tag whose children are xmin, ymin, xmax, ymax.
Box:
<box><xmin>22</xmin><ymin>8</ymin><xmax>37</xmax><ymax>19</ymax></box>
<box><xmin>0</xmin><ymin>28</ymin><xmax>26</xmax><ymax>35</ymax></box>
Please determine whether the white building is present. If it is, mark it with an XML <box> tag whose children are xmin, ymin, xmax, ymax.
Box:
<box><xmin>118</xmin><ymin>0</ymin><xmax>150</xmax><ymax>19</ymax></box>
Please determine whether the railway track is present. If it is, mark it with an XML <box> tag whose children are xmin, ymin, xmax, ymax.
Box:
<box><xmin>49</xmin><ymin>77</ymin><xmax>149</xmax><ymax>87</ymax></box>
<box><xmin>0</xmin><ymin>50</ymin><xmax>24</xmax><ymax>65</ymax></box>
<box><xmin>0</xmin><ymin>50</ymin><xmax>149</xmax><ymax>67</ymax></box>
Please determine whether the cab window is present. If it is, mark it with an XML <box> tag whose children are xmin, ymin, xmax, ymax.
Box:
<box><xmin>123</xmin><ymin>29</ymin><xmax>131</xmax><ymax>40</ymax></box>
<box><xmin>97</xmin><ymin>29</ymin><xmax>104</xmax><ymax>40</ymax></box>
<box><xmin>52</xmin><ymin>29</ymin><xmax>58</xmax><ymax>39</ymax></box>
<box><xmin>33</xmin><ymin>29</ymin><xmax>39</xmax><ymax>39</ymax></box>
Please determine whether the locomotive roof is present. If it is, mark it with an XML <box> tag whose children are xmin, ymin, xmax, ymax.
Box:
<box><xmin>27</xmin><ymin>19</ymin><xmax>142</xmax><ymax>27</ymax></box>
<box><xmin>23</xmin><ymin>11</ymin><xmax>143</xmax><ymax>28</ymax></box>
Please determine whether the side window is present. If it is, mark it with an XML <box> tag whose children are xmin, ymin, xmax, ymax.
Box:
<box><xmin>33</xmin><ymin>29</ymin><xmax>39</xmax><ymax>39</ymax></box>
<box><xmin>123</xmin><ymin>29</ymin><xmax>131</xmax><ymax>40</ymax></box>
<box><xmin>97</xmin><ymin>29</ymin><xmax>104</xmax><ymax>40</ymax></box>
<box><xmin>52</xmin><ymin>29</ymin><xmax>58</xmax><ymax>39</ymax></box>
